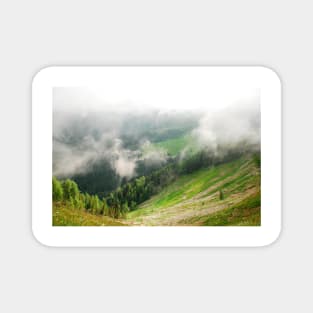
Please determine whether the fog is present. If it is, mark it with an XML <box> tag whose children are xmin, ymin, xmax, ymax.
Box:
<box><xmin>53</xmin><ymin>87</ymin><xmax>260</xmax><ymax>181</ymax></box>
<box><xmin>191</xmin><ymin>99</ymin><xmax>260</xmax><ymax>156</ymax></box>
<box><xmin>53</xmin><ymin>110</ymin><xmax>176</xmax><ymax>178</ymax></box>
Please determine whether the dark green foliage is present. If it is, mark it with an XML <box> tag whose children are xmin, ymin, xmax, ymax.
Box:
<box><xmin>219</xmin><ymin>189</ymin><xmax>224</xmax><ymax>200</ymax></box>
<box><xmin>253</xmin><ymin>153</ymin><xmax>261</xmax><ymax>168</ymax></box>
<box><xmin>72</xmin><ymin>159</ymin><xmax>120</xmax><ymax>198</ymax></box>
<box><xmin>179</xmin><ymin>150</ymin><xmax>211</xmax><ymax>173</ymax></box>
<box><xmin>52</xmin><ymin>177</ymin><xmax>103</xmax><ymax>215</ymax></box>
<box><xmin>52</xmin><ymin>176</ymin><xmax>63</xmax><ymax>201</ymax></box>
<box><xmin>102</xmin><ymin>198</ymin><xmax>109</xmax><ymax>216</ymax></box>
<box><xmin>61</xmin><ymin>179</ymin><xmax>81</xmax><ymax>208</ymax></box>
<box><xmin>102</xmin><ymin>164</ymin><xmax>178</xmax><ymax>218</ymax></box>
<box><xmin>178</xmin><ymin>147</ymin><xmax>247</xmax><ymax>174</ymax></box>
<box><xmin>89</xmin><ymin>195</ymin><xmax>102</xmax><ymax>215</ymax></box>
<box><xmin>62</xmin><ymin>179</ymin><xmax>75</xmax><ymax>201</ymax></box>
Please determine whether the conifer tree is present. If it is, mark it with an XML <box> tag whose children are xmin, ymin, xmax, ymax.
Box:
<box><xmin>52</xmin><ymin>176</ymin><xmax>63</xmax><ymax>201</ymax></box>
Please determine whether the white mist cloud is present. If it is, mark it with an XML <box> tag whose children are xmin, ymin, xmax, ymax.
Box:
<box><xmin>53</xmin><ymin>140</ymin><xmax>95</xmax><ymax>177</ymax></box>
<box><xmin>191</xmin><ymin>98</ymin><xmax>260</xmax><ymax>155</ymax></box>
<box><xmin>53</xmin><ymin>86</ymin><xmax>260</xmax><ymax>179</ymax></box>
<box><xmin>110</xmin><ymin>139</ymin><xmax>139</xmax><ymax>178</ymax></box>
<box><xmin>53</xmin><ymin>130</ymin><xmax>170</xmax><ymax>179</ymax></box>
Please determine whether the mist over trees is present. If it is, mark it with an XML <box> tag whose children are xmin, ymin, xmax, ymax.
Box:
<box><xmin>53</xmin><ymin>146</ymin><xmax>261</xmax><ymax>220</ymax></box>
<box><xmin>53</xmin><ymin>103</ymin><xmax>260</xmax><ymax>196</ymax></box>
<box><xmin>53</xmin><ymin>109</ymin><xmax>201</xmax><ymax>196</ymax></box>
<box><xmin>53</xmin><ymin>86</ymin><xmax>261</xmax><ymax>220</ymax></box>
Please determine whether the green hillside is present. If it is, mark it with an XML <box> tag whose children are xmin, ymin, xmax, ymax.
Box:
<box><xmin>153</xmin><ymin>134</ymin><xmax>199</xmax><ymax>156</ymax></box>
<box><xmin>153</xmin><ymin>135</ymin><xmax>189</xmax><ymax>155</ymax></box>
<box><xmin>125</xmin><ymin>156</ymin><xmax>260</xmax><ymax>226</ymax></box>
<box><xmin>53</xmin><ymin>155</ymin><xmax>260</xmax><ymax>226</ymax></box>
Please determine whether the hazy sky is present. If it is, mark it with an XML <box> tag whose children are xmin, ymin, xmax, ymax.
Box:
<box><xmin>53</xmin><ymin>84</ymin><xmax>259</xmax><ymax>113</ymax></box>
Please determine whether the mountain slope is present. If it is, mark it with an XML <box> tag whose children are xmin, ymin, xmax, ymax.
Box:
<box><xmin>125</xmin><ymin>156</ymin><xmax>260</xmax><ymax>226</ymax></box>
<box><xmin>53</xmin><ymin>155</ymin><xmax>260</xmax><ymax>226</ymax></box>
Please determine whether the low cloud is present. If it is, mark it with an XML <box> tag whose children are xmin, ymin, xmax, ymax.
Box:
<box><xmin>53</xmin><ymin>93</ymin><xmax>260</xmax><ymax>180</ymax></box>
<box><xmin>191</xmin><ymin>99</ymin><xmax>260</xmax><ymax>156</ymax></box>
<box><xmin>53</xmin><ymin>130</ymin><xmax>169</xmax><ymax>179</ymax></box>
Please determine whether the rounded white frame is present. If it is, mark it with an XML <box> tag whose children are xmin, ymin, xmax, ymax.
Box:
<box><xmin>32</xmin><ymin>66</ymin><xmax>281</xmax><ymax>247</ymax></box>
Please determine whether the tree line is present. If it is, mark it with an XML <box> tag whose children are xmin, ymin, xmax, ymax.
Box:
<box><xmin>53</xmin><ymin>177</ymin><xmax>106</xmax><ymax>215</ymax></box>
<box><xmin>52</xmin><ymin>163</ymin><xmax>177</xmax><ymax>219</ymax></box>
<box><xmin>53</xmin><ymin>147</ymin><xmax>254</xmax><ymax>219</ymax></box>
